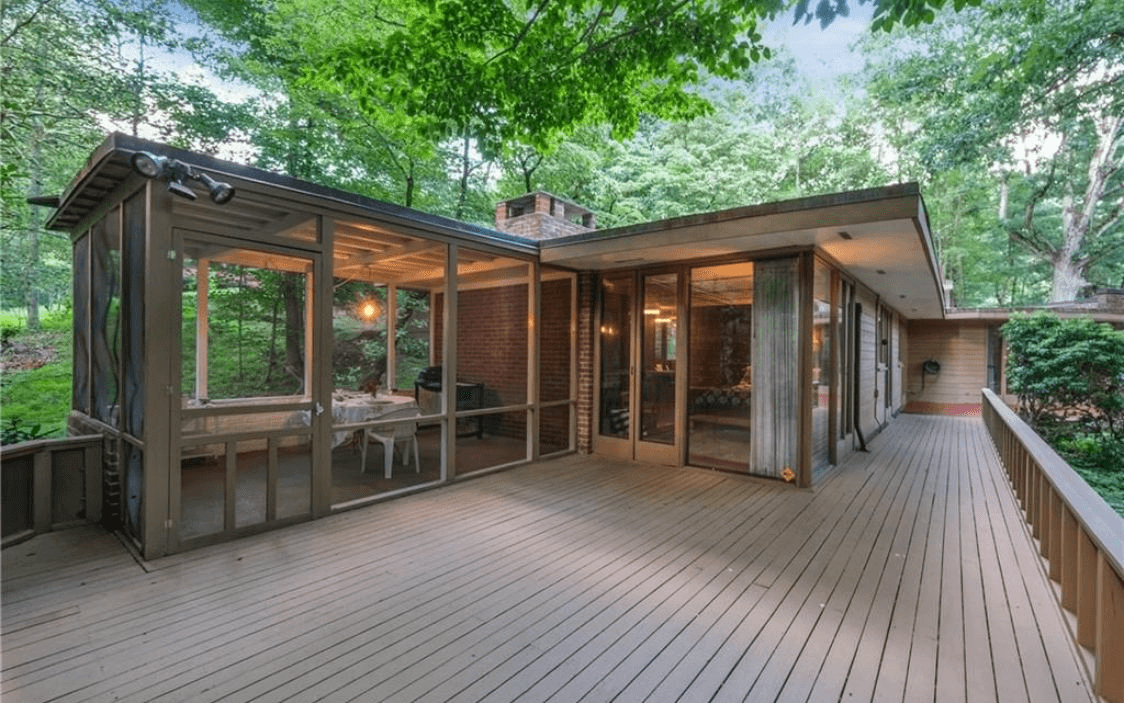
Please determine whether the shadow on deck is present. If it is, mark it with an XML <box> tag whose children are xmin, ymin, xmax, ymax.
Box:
<box><xmin>1</xmin><ymin>415</ymin><xmax>1095</xmax><ymax>702</ymax></box>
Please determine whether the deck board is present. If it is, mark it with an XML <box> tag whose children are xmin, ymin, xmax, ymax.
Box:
<box><xmin>2</xmin><ymin>415</ymin><xmax>1096</xmax><ymax>702</ymax></box>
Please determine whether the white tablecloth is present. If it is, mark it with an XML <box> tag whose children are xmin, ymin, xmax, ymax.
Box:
<box><xmin>293</xmin><ymin>392</ymin><xmax>417</xmax><ymax>448</ymax></box>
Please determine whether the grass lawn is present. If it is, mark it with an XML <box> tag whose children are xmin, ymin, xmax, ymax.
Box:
<box><xmin>1</xmin><ymin>329</ymin><xmax>72</xmax><ymax>440</ymax></box>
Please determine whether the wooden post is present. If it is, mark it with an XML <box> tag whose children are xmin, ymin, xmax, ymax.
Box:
<box><xmin>528</xmin><ymin>261</ymin><xmax>539</xmax><ymax>461</ymax></box>
<box><xmin>196</xmin><ymin>259</ymin><xmax>209</xmax><ymax>400</ymax></box>
<box><xmin>444</xmin><ymin>244</ymin><xmax>458</xmax><ymax>480</ymax></box>
<box><xmin>84</xmin><ymin>441</ymin><xmax>102</xmax><ymax>524</ymax></box>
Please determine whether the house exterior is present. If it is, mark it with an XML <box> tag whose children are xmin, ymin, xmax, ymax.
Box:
<box><xmin>50</xmin><ymin>133</ymin><xmax>946</xmax><ymax>559</ymax></box>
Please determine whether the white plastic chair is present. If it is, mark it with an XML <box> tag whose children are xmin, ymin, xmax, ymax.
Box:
<box><xmin>360</xmin><ymin>406</ymin><xmax>421</xmax><ymax>479</ymax></box>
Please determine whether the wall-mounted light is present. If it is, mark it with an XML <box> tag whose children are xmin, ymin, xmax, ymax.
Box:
<box><xmin>131</xmin><ymin>150</ymin><xmax>236</xmax><ymax>204</ymax></box>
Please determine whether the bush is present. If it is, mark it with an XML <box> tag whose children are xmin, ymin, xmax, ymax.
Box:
<box><xmin>1003</xmin><ymin>312</ymin><xmax>1124</xmax><ymax>514</ymax></box>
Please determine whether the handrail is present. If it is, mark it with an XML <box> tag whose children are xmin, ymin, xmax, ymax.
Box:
<box><xmin>981</xmin><ymin>389</ymin><xmax>1124</xmax><ymax>702</ymax></box>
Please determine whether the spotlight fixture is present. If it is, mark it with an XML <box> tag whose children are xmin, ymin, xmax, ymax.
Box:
<box><xmin>130</xmin><ymin>150</ymin><xmax>236</xmax><ymax>204</ymax></box>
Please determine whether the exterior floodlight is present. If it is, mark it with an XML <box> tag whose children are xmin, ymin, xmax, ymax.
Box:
<box><xmin>166</xmin><ymin>179</ymin><xmax>198</xmax><ymax>201</ymax></box>
<box><xmin>131</xmin><ymin>151</ymin><xmax>170</xmax><ymax>179</ymax></box>
<box><xmin>129</xmin><ymin>150</ymin><xmax>236</xmax><ymax>205</ymax></box>
<box><xmin>198</xmin><ymin>172</ymin><xmax>235</xmax><ymax>204</ymax></box>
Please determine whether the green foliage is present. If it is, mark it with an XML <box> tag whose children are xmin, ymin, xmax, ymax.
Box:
<box><xmin>0</xmin><ymin>328</ymin><xmax>72</xmax><ymax>440</ymax></box>
<box><xmin>1003</xmin><ymin>312</ymin><xmax>1124</xmax><ymax>513</ymax></box>
<box><xmin>862</xmin><ymin>0</ymin><xmax>1124</xmax><ymax>302</ymax></box>
<box><xmin>1</xmin><ymin>418</ymin><xmax>55</xmax><ymax>445</ymax></box>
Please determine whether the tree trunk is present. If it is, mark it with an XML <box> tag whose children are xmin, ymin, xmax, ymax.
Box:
<box><xmin>1052</xmin><ymin>113</ymin><xmax>1122</xmax><ymax>301</ymax></box>
<box><xmin>280</xmin><ymin>274</ymin><xmax>304</xmax><ymax>387</ymax></box>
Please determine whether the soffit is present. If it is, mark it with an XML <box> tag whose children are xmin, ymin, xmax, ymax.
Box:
<box><xmin>540</xmin><ymin>186</ymin><xmax>946</xmax><ymax>319</ymax></box>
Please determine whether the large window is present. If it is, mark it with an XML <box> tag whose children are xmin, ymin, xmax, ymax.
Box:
<box><xmin>688</xmin><ymin>262</ymin><xmax>754</xmax><ymax>471</ymax></box>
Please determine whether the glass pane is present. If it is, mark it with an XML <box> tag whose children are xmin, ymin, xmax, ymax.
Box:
<box><xmin>123</xmin><ymin>194</ymin><xmax>146</xmax><ymax>436</ymax></box>
<box><xmin>540</xmin><ymin>271</ymin><xmax>574</xmax><ymax>404</ymax></box>
<box><xmin>539</xmin><ymin>404</ymin><xmax>572</xmax><ymax>456</ymax></box>
<box><xmin>599</xmin><ymin>274</ymin><xmax>633</xmax><ymax>438</ymax></box>
<box><xmin>640</xmin><ymin>273</ymin><xmax>677</xmax><ymax>445</ymax></box>
<box><xmin>454</xmin><ymin>249</ymin><xmax>530</xmax><ymax>409</ymax></box>
<box><xmin>91</xmin><ymin>215</ymin><xmax>120</xmax><ymax>424</ymax></box>
<box><xmin>688</xmin><ymin>262</ymin><xmax>753</xmax><ymax>471</ymax></box>
<box><xmin>72</xmin><ymin>235</ymin><xmax>90</xmax><ymax>414</ymax></box>
<box><xmin>181</xmin><ymin>444</ymin><xmax>224</xmax><ymax>540</ymax></box>
<box><xmin>812</xmin><ymin>261</ymin><xmax>833</xmax><ymax>471</ymax></box>
<box><xmin>457</xmin><ymin>409</ymin><xmax>528</xmax><ymax>474</ymax></box>
<box><xmin>235</xmin><ymin>439</ymin><xmax>267</xmax><ymax>528</ymax></box>
<box><xmin>277</xmin><ymin>436</ymin><xmax>312</xmax><ymax>519</ymax></box>
<box><xmin>331</xmin><ymin>219</ymin><xmax>446</xmax><ymax>506</ymax></box>
<box><xmin>333</xmin><ymin>281</ymin><xmax>388</xmax><ymax>392</ymax></box>
<box><xmin>182</xmin><ymin>241</ymin><xmax>312</xmax><ymax>403</ymax></box>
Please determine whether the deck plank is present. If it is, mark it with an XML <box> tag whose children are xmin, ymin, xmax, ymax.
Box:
<box><xmin>1</xmin><ymin>416</ymin><xmax>1097</xmax><ymax>703</ymax></box>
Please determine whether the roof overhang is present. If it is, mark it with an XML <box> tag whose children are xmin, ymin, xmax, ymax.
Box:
<box><xmin>541</xmin><ymin>184</ymin><xmax>946</xmax><ymax>319</ymax></box>
<box><xmin>45</xmin><ymin>133</ymin><xmax>537</xmax><ymax>256</ymax></box>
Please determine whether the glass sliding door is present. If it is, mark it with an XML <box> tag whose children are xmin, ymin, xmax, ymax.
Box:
<box><xmin>687</xmin><ymin>262</ymin><xmax>754</xmax><ymax>472</ymax></box>
<box><xmin>598</xmin><ymin>273</ymin><xmax>634</xmax><ymax>448</ymax></box>
<box><xmin>639</xmin><ymin>273</ymin><xmax>677</xmax><ymax>445</ymax></box>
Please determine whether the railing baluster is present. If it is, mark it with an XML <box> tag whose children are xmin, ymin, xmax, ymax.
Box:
<box><xmin>981</xmin><ymin>389</ymin><xmax>1124</xmax><ymax>702</ymax></box>
<box><xmin>1096</xmin><ymin>554</ymin><xmax>1124</xmax><ymax>701</ymax></box>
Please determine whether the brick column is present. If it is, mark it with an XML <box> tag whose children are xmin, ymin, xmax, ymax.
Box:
<box><xmin>576</xmin><ymin>272</ymin><xmax>596</xmax><ymax>454</ymax></box>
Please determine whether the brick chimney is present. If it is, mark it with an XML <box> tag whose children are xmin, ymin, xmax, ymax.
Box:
<box><xmin>494</xmin><ymin>191</ymin><xmax>595</xmax><ymax>241</ymax></box>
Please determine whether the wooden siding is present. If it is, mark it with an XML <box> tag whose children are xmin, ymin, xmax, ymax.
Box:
<box><xmin>2</xmin><ymin>415</ymin><xmax>1093</xmax><ymax>703</ymax></box>
<box><xmin>906</xmin><ymin>320</ymin><xmax>989</xmax><ymax>412</ymax></box>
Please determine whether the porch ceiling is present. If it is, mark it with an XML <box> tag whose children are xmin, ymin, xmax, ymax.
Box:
<box><xmin>541</xmin><ymin>184</ymin><xmax>946</xmax><ymax>319</ymax></box>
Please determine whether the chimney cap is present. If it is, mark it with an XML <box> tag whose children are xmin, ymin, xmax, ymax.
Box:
<box><xmin>498</xmin><ymin>191</ymin><xmax>593</xmax><ymax>220</ymax></box>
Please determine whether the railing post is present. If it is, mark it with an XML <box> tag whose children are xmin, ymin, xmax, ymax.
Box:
<box><xmin>1095</xmin><ymin>552</ymin><xmax>1124</xmax><ymax>701</ymax></box>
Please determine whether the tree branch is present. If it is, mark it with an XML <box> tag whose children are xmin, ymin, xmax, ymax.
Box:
<box><xmin>1</xmin><ymin>0</ymin><xmax>56</xmax><ymax>47</ymax></box>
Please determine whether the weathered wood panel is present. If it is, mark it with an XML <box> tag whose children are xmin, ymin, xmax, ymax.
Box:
<box><xmin>906</xmin><ymin>319</ymin><xmax>989</xmax><ymax>409</ymax></box>
<box><xmin>2</xmin><ymin>416</ymin><xmax>1095</xmax><ymax>703</ymax></box>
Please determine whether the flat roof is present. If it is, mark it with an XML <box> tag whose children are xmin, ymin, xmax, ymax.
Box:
<box><xmin>47</xmin><ymin>134</ymin><xmax>946</xmax><ymax>319</ymax></box>
<box><xmin>541</xmin><ymin>184</ymin><xmax>946</xmax><ymax>319</ymax></box>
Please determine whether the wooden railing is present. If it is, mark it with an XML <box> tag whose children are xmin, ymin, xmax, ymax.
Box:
<box><xmin>1</xmin><ymin>435</ymin><xmax>102</xmax><ymax>547</ymax></box>
<box><xmin>981</xmin><ymin>389</ymin><xmax>1124</xmax><ymax>702</ymax></box>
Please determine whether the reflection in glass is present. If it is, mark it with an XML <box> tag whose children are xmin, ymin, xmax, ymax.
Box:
<box><xmin>812</xmin><ymin>260</ymin><xmax>833</xmax><ymax>472</ymax></box>
<box><xmin>688</xmin><ymin>262</ymin><xmax>754</xmax><ymax>471</ymax></box>
<box><xmin>640</xmin><ymin>273</ymin><xmax>677</xmax><ymax>444</ymax></box>
<box><xmin>599</xmin><ymin>274</ymin><xmax>633</xmax><ymax>438</ymax></box>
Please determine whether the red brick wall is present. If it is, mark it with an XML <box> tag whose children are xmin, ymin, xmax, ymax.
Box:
<box><xmin>435</xmin><ymin>284</ymin><xmax>529</xmax><ymax>438</ymax></box>
<box><xmin>540</xmin><ymin>277</ymin><xmax>573</xmax><ymax>449</ymax></box>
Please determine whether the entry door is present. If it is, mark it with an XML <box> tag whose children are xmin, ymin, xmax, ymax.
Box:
<box><xmin>595</xmin><ymin>271</ymin><xmax>681</xmax><ymax>464</ymax></box>
<box><xmin>169</xmin><ymin>230</ymin><xmax>326</xmax><ymax>549</ymax></box>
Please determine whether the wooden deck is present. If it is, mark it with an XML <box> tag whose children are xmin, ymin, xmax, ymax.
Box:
<box><xmin>1</xmin><ymin>415</ymin><xmax>1095</xmax><ymax>702</ymax></box>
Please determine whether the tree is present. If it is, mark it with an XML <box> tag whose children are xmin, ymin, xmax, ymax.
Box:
<box><xmin>863</xmin><ymin>0</ymin><xmax>1124</xmax><ymax>302</ymax></box>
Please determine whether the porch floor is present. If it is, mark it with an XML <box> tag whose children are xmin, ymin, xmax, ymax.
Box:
<box><xmin>1</xmin><ymin>415</ymin><xmax>1094</xmax><ymax>702</ymax></box>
